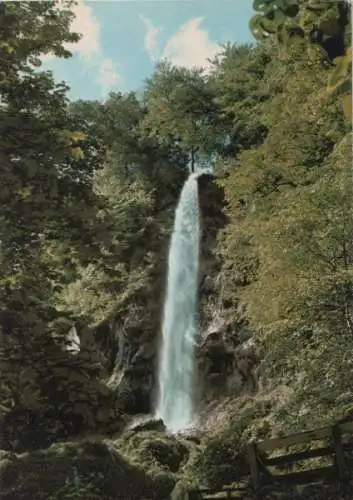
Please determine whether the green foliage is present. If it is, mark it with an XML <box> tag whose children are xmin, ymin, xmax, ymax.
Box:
<box><xmin>0</xmin><ymin>0</ymin><xmax>115</xmax><ymax>448</ymax></box>
<box><xmin>220</xmin><ymin>48</ymin><xmax>350</xmax><ymax>323</ymax></box>
<box><xmin>250</xmin><ymin>0</ymin><xmax>352</xmax><ymax>120</ymax></box>
<box><xmin>218</xmin><ymin>19</ymin><xmax>353</xmax><ymax>442</ymax></box>
<box><xmin>197</xmin><ymin>401</ymin><xmax>272</xmax><ymax>488</ymax></box>
<box><xmin>209</xmin><ymin>43</ymin><xmax>272</xmax><ymax>164</ymax></box>
<box><xmin>327</xmin><ymin>47</ymin><xmax>352</xmax><ymax>119</ymax></box>
<box><xmin>70</xmin><ymin>92</ymin><xmax>188</xmax><ymax>188</ymax></box>
<box><xmin>0</xmin><ymin>330</ymin><xmax>122</xmax><ymax>452</ymax></box>
<box><xmin>116</xmin><ymin>430</ymin><xmax>190</xmax><ymax>476</ymax></box>
<box><xmin>0</xmin><ymin>0</ymin><xmax>105</xmax><ymax>341</ymax></box>
<box><xmin>327</xmin><ymin>49</ymin><xmax>351</xmax><ymax>95</ymax></box>
<box><xmin>141</xmin><ymin>62</ymin><xmax>227</xmax><ymax>168</ymax></box>
<box><xmin>250</xmin><ymin>0</ymin><xmax>348</xmax><ymax>43</ymax></box>
<box><xmin>197</xmin><ymin>438</ymin><xmax>245</xmax><ymax>488</ymax></box>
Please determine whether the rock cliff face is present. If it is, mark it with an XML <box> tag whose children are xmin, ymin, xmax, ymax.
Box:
<box><xmin>89</xmin><ymin>173</ymin><xmax>259</xmax><ymax>421</ymax></box>
<box><xmin>196</xmin><ymin>174</ymin><xmax>259</xmax><ymax>410</ymax></box>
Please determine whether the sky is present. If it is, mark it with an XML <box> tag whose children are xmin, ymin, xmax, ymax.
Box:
<box><xmin>42</xmin><ymin>0</ymin><xmax>255</xmax><ymax>101</ymax></box>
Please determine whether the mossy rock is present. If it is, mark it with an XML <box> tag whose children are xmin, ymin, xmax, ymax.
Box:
<box><xmin>139</xmin><ymin>438</ymin><xmax>189</xmax><ymax>472</ymax></box>
<box><xmin>0</xmin><ymin>439</ymin><xmax>175</xmax><ymax>500</ymax></box>
<box><xmin>116</xmin><ymin>430</ymin><xmax>190</xmax><ymax>474</ymax></box>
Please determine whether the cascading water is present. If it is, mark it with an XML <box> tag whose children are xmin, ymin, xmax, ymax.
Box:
<box><xmin>156</xmin><ymin>173</ymin><xmax>200</xmax><ymax>433</ymax></box>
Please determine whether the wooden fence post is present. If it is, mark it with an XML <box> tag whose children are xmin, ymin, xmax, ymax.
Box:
<box><xmin>248</xmin><ymin>442</ymin><xmax>261</xmax><ymax>492</ymax></box>
<box><xmin>332</xmin><ymin>424</ymin><xmax>348</xmax><ymax>480</ymax></box>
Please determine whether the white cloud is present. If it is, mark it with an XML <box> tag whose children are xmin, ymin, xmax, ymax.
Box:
<box><xmin>139</xmin><ymin>14</ymin><xmax>163</xmax><ymax>61</ymax></box>
<box><xmin>99</xmin><ymin>58</ymin><xmax>121</xmax><ymax>95</ymax></box>
<box><xmin>66</xmin><ymin>0</ymin><xmax>100</xmax><ymax>62</ymax></box>
<box><xmin>40</xmin><ymin>1</ymin><xmax>122</xmax><ymax>96</ymax></box>
<box><xmin>42</xmin><ymin>0</ymin><xmax>100</xmax><ymax>62</ymax></box>
<box><xmin>161</xmin><ymin>17</ymin><xmax>221</xmax><ymax>72</ymax></box>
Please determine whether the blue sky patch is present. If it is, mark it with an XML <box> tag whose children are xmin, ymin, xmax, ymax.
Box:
<box><xmin>41</xmin><ymin>0</ymin><xmax>255</xmax><ymax>101</ymax></box>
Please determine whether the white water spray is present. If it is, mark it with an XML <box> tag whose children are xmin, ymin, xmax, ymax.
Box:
<box><xmin>156</xmin><ymin>173</ymin><xmax>200</xmax><ymax>433</ymax></box>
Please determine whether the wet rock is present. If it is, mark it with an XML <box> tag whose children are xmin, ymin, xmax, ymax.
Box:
<box><xmin>93</xmin><ymin>316</ymin><xmax>159</xmax><ymax>417</ymax></box>
<box><xmin>116</xmin><ymin>362</ymin><xmax>155</xmax><ymax>415</ymax></box>
<box><xmin>128</xmin><ymin>416</ymin><xmax>166</xmax><ymax>433</ymax></box>
<box><xmin>195</xmin><ymin>313</ymin><xmax>259</xmax><ymax>406</ymax></box>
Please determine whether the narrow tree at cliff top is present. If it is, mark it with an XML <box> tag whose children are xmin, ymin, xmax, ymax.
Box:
<box><xmin>209</xmin><ymin>43</ymin><xmax>272</xmax><ymax>163</ymax></box>
<box><xmin>141</xmin><ymin>61</ymin><xmax>227</xmax><ymax>170</ymax></box>
<box><xmin>70</xmin><ymin>93</ymin><xmax>188</xmax><ymax>194</ymax></box>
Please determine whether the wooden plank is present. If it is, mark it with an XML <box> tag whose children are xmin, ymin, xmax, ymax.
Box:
<box><xmin>197</xmin><ymin>492</ymin><xmax>244</xmax><ymax>500</ymax></box>
<box><xmin>196</xmin><ymin>484</ymin><xmax>248</xmax><ymax>492</ymax></box>
<box><xmin>257</xmin><ymin>427</ymin><xmax>330</xmax><ymax>453</ymax></box>
<box><xmin>194</xmin><ymin>490</ymin><xmax>246</xmax><ymax>499</ymax></box>
<box><xmin>257</xmin><ymin>422</ymin><xmax>353</xmax><ymax>455</ymax></box>
<box><xmin>263</xmin><ymin>445</ymin><xmax>334</xmax><ymax>466</ymax></box>
<box><xmin>331</xmin><ymin>424</ymin><xmax>348</xmax><ymax>480</ymax></box>
<box><xmin>190</xmin><ymin>486</ymin><xmax>248</xmax><ymax>499</ymax></box>
<box><xmin>247</xmin><ymin>442</ymin><xmax>261</xmax><ymax>490</ymax></box>
<box><xmin>264</xmin><ymin>465</ymin><xmax>335</xmax><ymax>485</ymax></box>
<box><xmin>196</xmin><ymin>487</ymin><xmax>247</xmax><ymax>494</ymax></box>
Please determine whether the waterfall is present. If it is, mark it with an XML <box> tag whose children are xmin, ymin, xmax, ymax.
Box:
<box><xmin>156</xmin><ymin>173</ymin><xmax>200</xmax><ymax>433</ymax></box>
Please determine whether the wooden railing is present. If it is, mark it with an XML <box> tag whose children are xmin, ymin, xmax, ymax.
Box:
<box><xmin>188</xmin><ymin>485</ymin><xmax>247</xmax><ymax>499</ymax></box>
<box><xmin>188</xmin><ymin>421</ymin><xmax>353</xmax><ymax>499</ymax></box>
<box><xmin>248</xmin><ymin>420</ymin><xmax>353</xmax><ymax>490</ymax></box>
